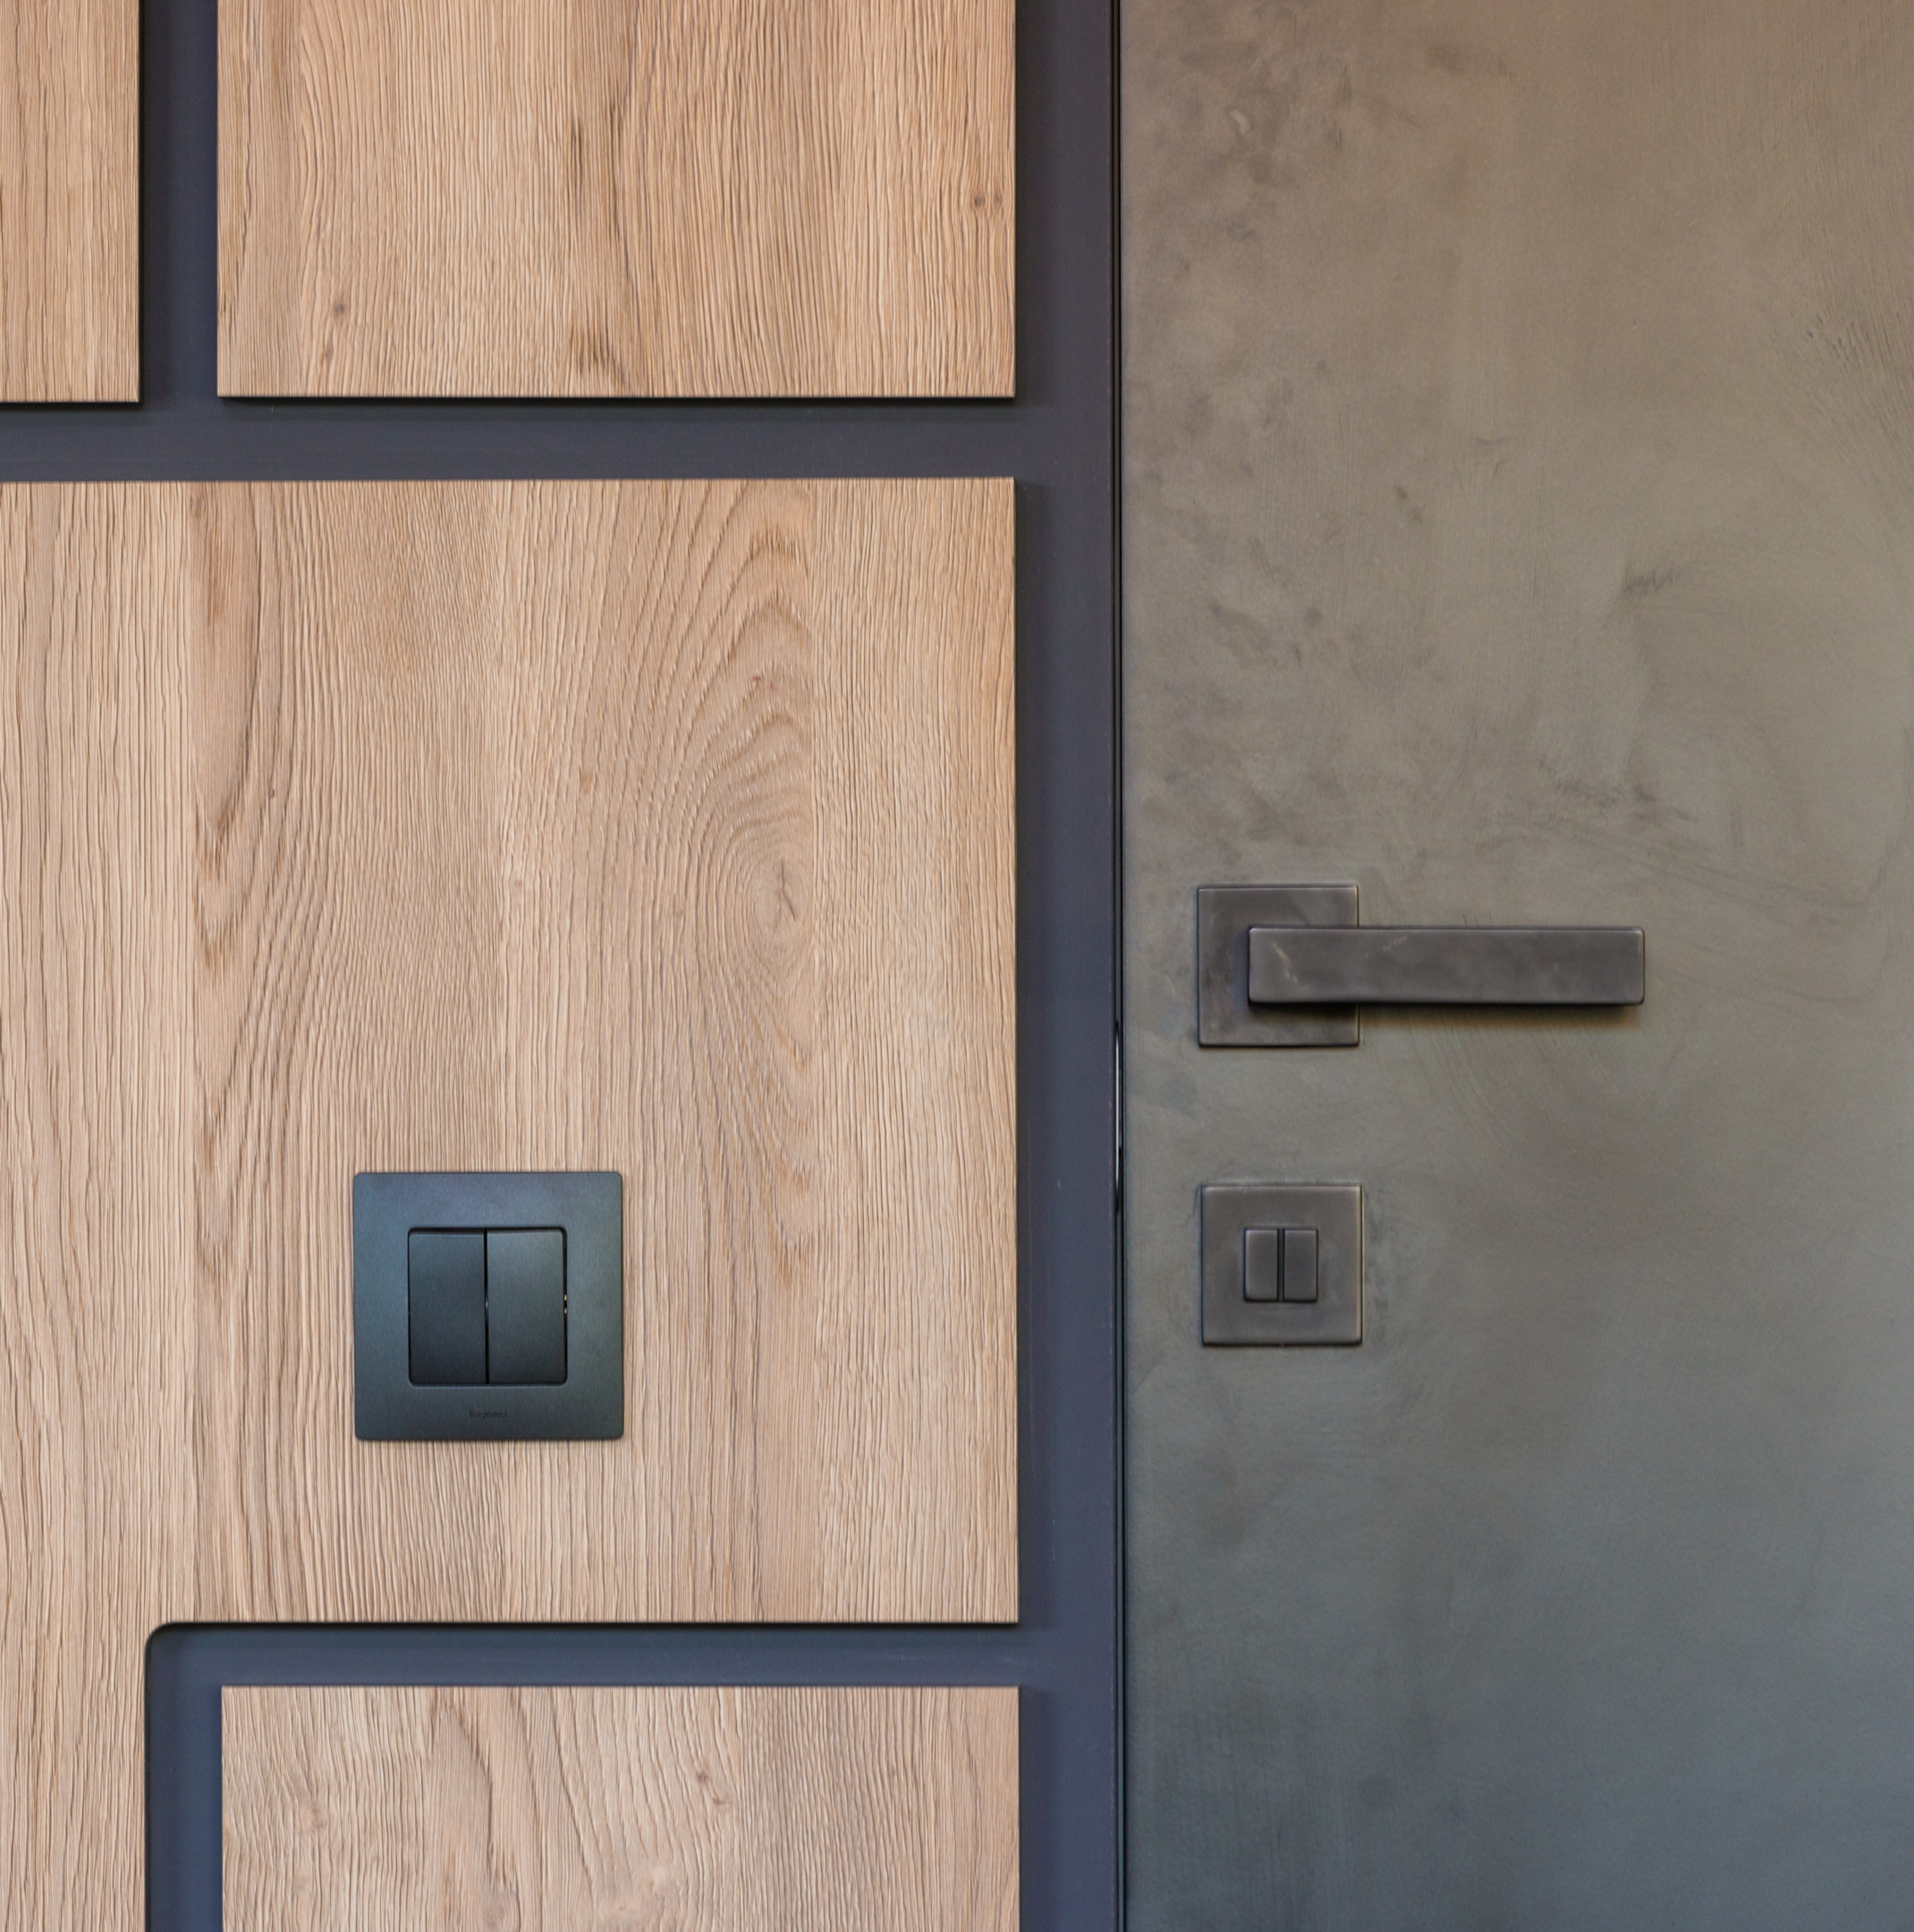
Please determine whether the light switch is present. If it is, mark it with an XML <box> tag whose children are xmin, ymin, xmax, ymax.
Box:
<box><xmin>409</xmin><ymin>1231</ymin><xmax>487</xmax><ymax>1385</ymax></box>
<box><xmin>357</xmin><ymin>1172</ymin><xmax>622</xmax><ymax>1441</ymax></box>
<box><xmin>1243</xmin><ymin>1227</ymin><xmax>1285</xmax><ymax>1301</ymax></box>
<box><xmin>1200</xmin><ymin>1183</ymin><xmax>1362</xmax><ymax>1345</ymax></box>
<box><xmin>486</xmin><ymin>1229</ymin><xmax>566</xmax><ymax>1385</ymax></box>
<box><xmin>1242</xmin><ymin>1224</ymin><xmax>1320</xmax><ymax>1303</ymax></box>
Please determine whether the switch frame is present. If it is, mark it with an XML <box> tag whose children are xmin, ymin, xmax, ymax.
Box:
<box><xmin>355</xmin><ymin>1172</ymin><xmax>622</xmax><ymax>1440</ymax></box>
<box><xmin>1200</xmin><ymin>1182</ymin><xmax>1361</xmax><ymax>1345</ymax></box>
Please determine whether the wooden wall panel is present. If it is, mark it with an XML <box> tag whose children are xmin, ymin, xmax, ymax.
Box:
<box><xmin>0</xmin><ymin>0</ymin><xmax>138</xmax><ymax>398</ymax></box>
<box><xmin>189</xmin><ymin>478</ymin><xmax>1018</xmax><ymax>1624</ymax></box>
<box><xmin>217</xmin><ymin>0</ymin><xmax>1015</xmax><ymax>397</ymax></box>
<box><xmin>223</xmin><ymin>1685</ymin><xmax>1019</xmax><ymax>1932</ymax></box>
<box><xmin>0</xmin><ymin>491</ymin><xmax>197</xmax><ymax>1916</ymax></box>
<box><xmin>0</xmin><ymin>479</ymin><xmax>1016</xmax><ymax>1929</ymax></box>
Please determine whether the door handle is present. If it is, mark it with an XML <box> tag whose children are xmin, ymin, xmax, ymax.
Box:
<box><xmin>1248</xmin><ymin>923</ymin><xmax>1642</xmax><ymax>1007</ymax></box>
<box><xmin>1198</xmin><ymin>885</ymin><xmax>1644</xmax><ymax>1046</ymax></box>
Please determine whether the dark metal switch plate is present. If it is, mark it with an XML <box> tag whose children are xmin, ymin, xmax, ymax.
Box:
<box><xmin>356</xmin><ymin>1172</ymin><xmax>622</xmax><ymax>1440</ymax></box>
<box><xmin>1201</xmin><ymin>1183</ymin><xmax>1362</xmax><ymax>1344</ymax></box>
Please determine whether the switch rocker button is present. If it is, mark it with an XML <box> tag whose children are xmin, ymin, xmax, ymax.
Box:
<box><xmin>409</xmin><ymin>1231</ymin><xmax>487</xmax><ymax>1385</ymax></box>
<box><xmin>486</xmin><ymin>1228</ymin><xmax>566</xmax><ymax>1385</ymax></box>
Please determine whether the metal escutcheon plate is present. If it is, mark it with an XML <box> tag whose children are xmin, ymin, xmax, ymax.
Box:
<box><xmin>1197</xmin><ymin>885</ymin><xmax>1361</xmax><ymax>1046</ymax></box>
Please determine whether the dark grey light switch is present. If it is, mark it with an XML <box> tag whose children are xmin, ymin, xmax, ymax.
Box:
<box><xmin>1243</xmin><ymin>1226</ymin><xmax>1285</xmax><ymax>1301</ymax></box>
<box><xmin>1201</xmin><ymin>1183</ymin><xmax>1362</xmax><ymax>1345</ymax></box>
<box><xmin>357</xmin><ymin>1172</ymin><xmax>622</xmax><ymax>1442</ymax></box>
<box><xmin>487</xmin><ymin>1229</ymin><xmax>565</xmax><ymax>1384</ymax></box>
<box><xmin>1243</xmin><ymin>1224</ymin><xmax>1320</xmax><ymax>1303</ymax></box>
<box><xmin>409</xmin><ymin>1231</ymin><xmax>487</xmax><ymax>1385</ymax></box>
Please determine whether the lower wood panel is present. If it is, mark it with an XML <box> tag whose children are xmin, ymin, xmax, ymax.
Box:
<box><xmin>0</xmin><ymin>480</ymin><xmax>1016</xmax><ymax>1930</ymax></box>
<box><xmin>223</xmin><ymin>1685</ymin><xmax>1019</xmax><ymax>1932</ymax></box>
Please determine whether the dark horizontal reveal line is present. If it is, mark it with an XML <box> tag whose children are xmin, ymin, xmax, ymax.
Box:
<box><xmin>148</xmin><ymin>1622</ymin><xmax>1049</xmax><ymax>1685</ymax></box>
<box><xmin>0</xmin><ymin>406</ymin><xmax>1077</xmax><ymax>485</ymax></box>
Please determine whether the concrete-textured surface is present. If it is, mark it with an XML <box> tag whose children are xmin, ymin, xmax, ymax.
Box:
<box><xmin>1122</xmin><ymin>3</ymin><xmax>1914</xmax><ymax>1925</ymax></box>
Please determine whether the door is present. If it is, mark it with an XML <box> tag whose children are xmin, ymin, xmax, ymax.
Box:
<box><xmin>1123</xmin><ymin>2</ymin><xmax>1914</xmax><ymax>1924</ymax></box>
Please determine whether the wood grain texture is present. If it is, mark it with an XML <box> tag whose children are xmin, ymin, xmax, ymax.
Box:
<box><xmin>0</xmin><ymin>490</ymin><xmax>197</xmax><ymax>1917</ymax></box>
<box><xmin>223</xmin><ymin>1685</ymin><xmax>1019</xmax><ymax>1932</ymax></box>
<box><xmin>0</xmin><ymin>479</ymin><xmax>1016</xmax><ymax>1930</ymax></box>
<box><xmin>217</xmin><ymin>0</ymin><xmax>1014</xmax><ymax>397</ymax></box>
<box><xmin>0</xmin><ymin>0</ymin><xmax>138</xmax><ymax>397</ymax></box>
<box><xmin>190</xmin><ymin>478</ymin><xmax>1018</xmax><ymax>1624</ymax></box>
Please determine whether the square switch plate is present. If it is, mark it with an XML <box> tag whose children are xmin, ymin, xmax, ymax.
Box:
<box><xmin>354</xmin><ymin>1172</ymin><xmax>623</xmax><ymax>1440</ymax></box>
<box><xmin>1200</xmin><ymin>1182</ymin><xmax>1362</xmax><ymax>1345</ymax></box>
<box><xmin>1197</xmin><ymin>885</ymin><xmax>1361</xmax><ymax>1046</ymax></box>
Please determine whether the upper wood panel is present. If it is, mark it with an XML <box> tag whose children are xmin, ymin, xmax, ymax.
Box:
<box><xmin>0</xmin><ymin>0</ymin><xmax>138</xmax><ymax>397</ymax></box>
<box><xmin>224</xmin><ymin>1685</ymin><xmax>1019</xmax><ymax>1932</ymax></box>
<box><xmin>0</xmin><ymin>479</ymin><xmax>1015</xmax><ymax>1929</ymax></box>
<box><xmin>216</xmin><ymin>0</ymin><xmax>1015</xmax><ymax>396</ymax></box>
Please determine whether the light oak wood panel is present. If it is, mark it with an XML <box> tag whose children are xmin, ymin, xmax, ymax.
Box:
<box><xmin>191</xmin><ymin>479</ymin><xmax>1017</xmax><ymax>1624</ymax></box>
<box><xmin>0</xmin><ymin>0</ymin><xmax>138</xmax><ymax>398</ymax></box>
<box><xmin>0</xmin><ymin>491</ymin><xmax>196</xmax><ymax>1917</ymax></box>
<box><xmin>217</xmin><ymin>0</ymin><xmax>1014</xmax><ymax>397</ymax></box>
<box><xmin>0</xmin><ymin>479</ymin><xmax>1016</xmax><ymax>1930</ymax></box>
<box><xmin>223</xmin><ymin>1684</ymin><xmax>1019</xmax><ymax>1932</ymax></box>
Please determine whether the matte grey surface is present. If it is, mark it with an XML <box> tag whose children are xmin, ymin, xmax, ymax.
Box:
<box><xmin>1248</xmin><ymin>921</ymin><xmax>1644</xmax><ymax>1007</ymax></box>
<box><xmin>1280</xmin><ymin>1228</ymin><xmax>1318</xmax><ymax>1305</ymax></box>
<box><xmin>1242</xmin><ymin>1226</ymin><xmax>1286</xmax><ymax>1302</ymax></box>
<box><xmin>1124</xmin><ymin>0</ymin><xmax>1914</xmax><ymax>1926</ymax></box>
<box><xmin>1198</xmin><ymin>885</ymin><xmax>1360</xmax><ymax>1046</ymax></box>
<box><xmin>486</xmin><ymin>1230</ymin><xmax>568</xmax><ymax>1385</ymax></box>
<box><xmin>407</xmin><ymin>1232</ymin><xmax>487</xmax><ymax>1385</ymax></box>
<box><xmin>356</xmin><ymin>1174</ymin><xmax>621</xmax><ymax>1440</ymax></box>
<box><xmin>1200</xmin><ymin>1185</ymin><xmax>1360</xmax><ymax>1347</ymax></box>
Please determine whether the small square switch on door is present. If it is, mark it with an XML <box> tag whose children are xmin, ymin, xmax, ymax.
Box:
<box><xmin>357</xmin><ymin>1173</ymin><xmax>621</xmax><ymax>1440</ymax></box>
<box><xmin>1201</xmin><ymin>1183</ymin><xmax>1360</xmax><ymax>1344</ymax></box>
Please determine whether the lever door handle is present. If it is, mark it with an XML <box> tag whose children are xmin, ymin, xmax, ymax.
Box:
<box><xmin>1198</xmin><ymin>885</ymin><xmax>1644</xmax><ymax>1047</ymax></box>
<box><xmin>1247</xmin><ymin>923</ymin><xmax>1643</xmax><ymax>1007</ymax></box>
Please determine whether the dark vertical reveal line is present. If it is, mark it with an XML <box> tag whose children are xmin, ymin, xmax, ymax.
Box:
<box><xmin>147</xmin><ymin>1630</ymin><xmax>223</xmax><ymax>1930</ymax></box>
<box><xmin>27</xmin><ymin>0</ymin><xmax>1116</xmax><ymax>1923</ymax></box>
<box><xmin>138</xmin><ymin>0</ymin><xmax>218</xmax><ymax>404</ymax></box>
<box><xmin>1106</xmin><ymin>0</ymin><xmax>1129</xmax><ymax>1916</ymax></box>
